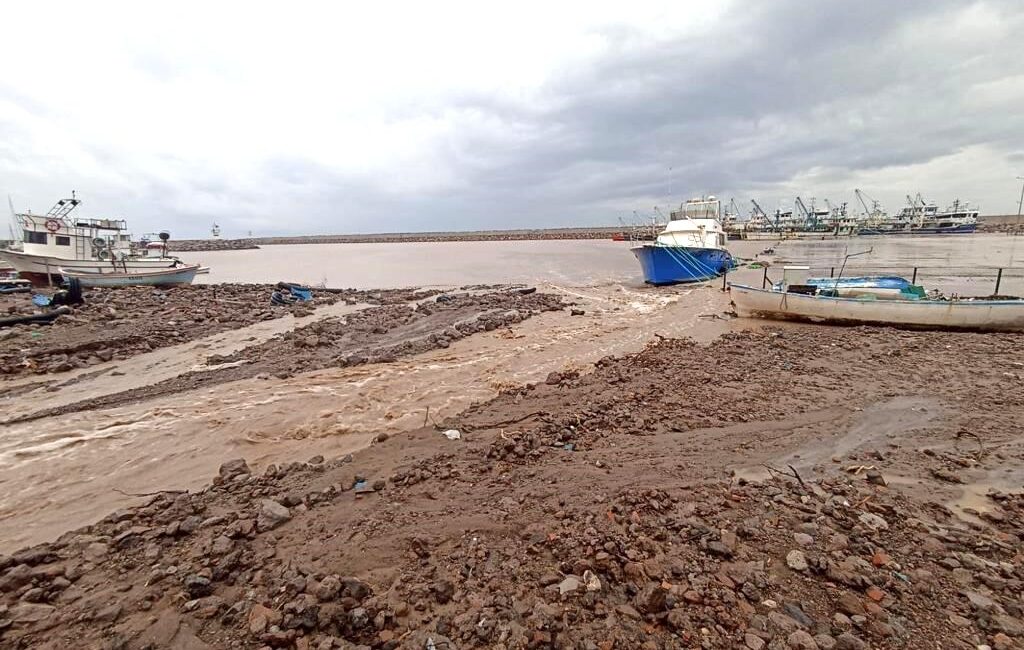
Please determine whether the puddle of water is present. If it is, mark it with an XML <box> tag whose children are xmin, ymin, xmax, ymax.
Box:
<box><xmin>783</xmin><ymin>396</ymin><xmax>941</xmax><ymax>471</ymax></box>
<box><xmin>733</xmin><ymin>397</ymin><xmax>941</xmax><ymax>481</ymax></box>
<box><xmin>947</xmin><ymin>471</ymin><xmax>1024</xmax><ymax>525</ymax></box>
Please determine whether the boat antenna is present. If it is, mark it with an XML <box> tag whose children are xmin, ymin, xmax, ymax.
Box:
<box><xmin>7</xmin><ymin>195</ymin><xmax>17</xmax><ymax>242</ymax></box>
<box><xmin>833</xmin><ymin>247</ymin><xmax>874</xmax><ymax>292</ymax></box>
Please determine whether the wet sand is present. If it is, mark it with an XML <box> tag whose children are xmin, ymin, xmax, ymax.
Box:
<box><xmin>2</xmin><ymin>318</ymin><xmax>1023</xmax><ymax>649</ymax></box>
<box><xmin>1</xmin><ymin>241</ymin><xmax>1024</xmax><ymax>649</ymax></box>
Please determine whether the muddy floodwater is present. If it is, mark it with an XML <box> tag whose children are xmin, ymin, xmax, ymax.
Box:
<box><xmin>2</xmin><ymin>233</ymin><xmax>1024</xmax><ymax>553</ymax></box>
<box><xmin>0</xmin><ymin>280</ymin><xmax>735</xmax><ymax>552</ymax></box>
<box><xmin>179</xmin><ymin>235</ymin><xmax>1024</xmax><ymax>294</ymax></box>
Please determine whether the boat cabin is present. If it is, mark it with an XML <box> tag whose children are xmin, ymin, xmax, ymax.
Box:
<box><xmin>16</xmin><ymin>195</ymin><xmax>134</xmax><ymax>261</ymax></box>
<box><xmin>657</xmin><ymin>197</ymin><xmax>728</xmax><ymax>249</ymax></box>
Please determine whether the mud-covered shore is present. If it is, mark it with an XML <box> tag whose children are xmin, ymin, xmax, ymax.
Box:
<box><xmin>4</xmin><ymin>286</ymin><xmax>566</xmax><ymax>424</ymax></box>
<box><xmin>1</xmin><ymin>282</ymin><xmax>1023</xmax><ymax>649</ymax></box>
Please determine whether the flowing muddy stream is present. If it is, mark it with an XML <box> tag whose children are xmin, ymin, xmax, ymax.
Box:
<box><xmin>0</xmin><ymin>282</ymin><xmax>735</xmax><ymax>552</ymax></box>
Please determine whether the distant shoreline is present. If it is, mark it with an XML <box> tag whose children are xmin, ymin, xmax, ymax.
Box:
<box><xmin>168</xmin><ymin>215</ymin><xmax>1023</xmax><ymax>252</ymax></box>
<box><xmin>168</xmin><ymin>226</ymin><xmax>626</xmax><ymax>251</ymax></box>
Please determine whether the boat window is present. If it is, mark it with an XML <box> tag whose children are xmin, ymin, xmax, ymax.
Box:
<box><xmin>24</xmin><ymin>230</ymin><xmax>47</xmax><ymax>244</ymax></box>
<box><xmin>56</xmin><ymin>235</ymin><xmax>71</xmax><ymax>246</ymax></box>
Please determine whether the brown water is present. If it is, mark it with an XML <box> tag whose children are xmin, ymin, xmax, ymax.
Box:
<box><xmin>0</xmin><ymin>281</ymin><xmax>736</xmax><ymax>552</ymax></box>
<box><xmin>177</xmin><ymin>235</ymin><xmax>1024</xmax><ymax>295</ymax></box>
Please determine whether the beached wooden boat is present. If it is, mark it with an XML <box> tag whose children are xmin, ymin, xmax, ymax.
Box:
<box><xmin>59</xmin><ymin>264</ymin><xmax>202</xmax><ymax>288</ymax></box>
<box><xmin>729</xmin><ymin>284</ymin><xmax>1024</xmax><ymax>332</ymax></box>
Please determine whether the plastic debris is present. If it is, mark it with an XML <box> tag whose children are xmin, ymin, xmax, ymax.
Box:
<box><xmin>442</xmin><ymin>429</ymin><xmax>461</xmax><ymax>441</ymax></box>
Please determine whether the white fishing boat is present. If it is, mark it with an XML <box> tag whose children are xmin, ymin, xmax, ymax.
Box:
<box><xmin>729</xmin><ymin>284</ymin><xmax>1024</xmax><ymax>332</ymax></box>
<box><xmin>6</xmin><ymin>193</ymin><xmax>192</xmax><ymax>283</ymax></box>
<box><xmin>631</xmin><ymin>197</ymin><xmax>734</xmax><ymax>284</ymax></box>
<box><xmin>60</xmin><ymin>263</ymin><xmax>202</xmax><ymax>288</ymax></box>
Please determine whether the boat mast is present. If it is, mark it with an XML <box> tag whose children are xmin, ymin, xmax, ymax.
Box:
<box><xmin>794</xmin><ymin>197</ymin><xmax>811</xmax><ymax>229</ymax></box>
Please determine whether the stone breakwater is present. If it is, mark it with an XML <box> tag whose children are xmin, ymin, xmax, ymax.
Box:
<box><xmin>169</xmin><ymin>227</ymin><xmax>627</xmax><ymax>251</ymax></box>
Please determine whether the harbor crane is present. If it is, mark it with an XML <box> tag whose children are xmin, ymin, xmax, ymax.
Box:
<box><xmin>854</xmin><ymin>189</ymin><xmax>884</xmax><ymax>220</ymax></box>
<box><xmin>726</xmin><ymin>198</ymin><xmax>744</xmax><ymax>222</ymax></box>
<box><xmin>750</xmin><ymin>199</ymin><xmax>767</xmax><ymax>218</ymax></box>
<box><xmin>825</xmin><ymin>199</ymin><xmax>847</xmax><ymax>218</ymax></box>
<box><xmin>794</xmin><ymin>196</ymin><xmax>812</xmax><ymax>227</ymax></box>
<box><xmin>750</xmin><ymin>199</ymin><xmax>778</xmax><ymax>231</ymax></box>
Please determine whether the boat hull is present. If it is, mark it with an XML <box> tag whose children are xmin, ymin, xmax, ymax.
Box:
<box><xmin>729</xmin><ymin>284</ymin><xmax>1024</xmax><ymax>332</ymax></box>
<box><xmin>632</xmin><ymin>245</ymin><xmax>733</xmax><ymax>285</ymax></box>
<box><xmin>61</xmin><ymin>264</ymin><xmax>200</xmax><ymax>288</ymax></box>
<box><xmin>2</xmin><ymin>249</ymin><xmax>184</xmax><ymax>284</ymax></box>
<box><xmin>857</xmin><ymin>223</ymin><xmax>976</xmax><ymax>236</ymax></box>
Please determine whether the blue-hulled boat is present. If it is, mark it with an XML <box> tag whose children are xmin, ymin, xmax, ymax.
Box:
<box><xmin>632</xmin><ymin>196</ymin><xmax>734</xmax><ymax>285</ymax></box>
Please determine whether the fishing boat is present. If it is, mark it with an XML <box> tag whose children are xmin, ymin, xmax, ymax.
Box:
<box><xmin>5</xmin><ymin>193</ymin><xmax>192</xmax><ymax>283</ymax></box>
<box><xmin>857</xmin><ymin>195</ymin><xmax>978</xmax><ymax>236</ymax></box>
<box><xmin>632</xmin><ymin>196</ymin><xmax>734</xmax><ymax>284</ymax></box>
<box><xmin>729</xmin><ymin>284</ymin><xmax>1024</xmax><ymax>332</ymax></box>
<box><xmin>60</xmin><ymin>263</ymin><xmax>202</xmax><ymax>288</ymax></box>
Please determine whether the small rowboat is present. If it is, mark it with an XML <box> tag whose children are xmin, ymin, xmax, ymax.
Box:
<box><xmin>729</xmin><ymin>283</ymin><xmax>1024</xmax><ymax>332</ymax></box>
<box><xmin>59</xmin><ymin>264</ymin><xmax>202</xmax><ymax>288</ymax></box>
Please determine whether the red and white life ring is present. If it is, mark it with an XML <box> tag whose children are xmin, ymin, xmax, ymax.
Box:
<box><xmin>44</xmin><ymin>219</ymin><xmax>61</xmax><ymax>233</ymax></box>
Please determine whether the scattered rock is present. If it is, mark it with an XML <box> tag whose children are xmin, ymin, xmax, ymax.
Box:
<box><xmin>218</xmin><ymin>458</ymin><xmax>251</xmax><ymax>481</ymax></box>
<box><xmin>257</xmin><ymin>499</ymin><xmax>292</xmax><ymax>531</ymax></box>
<box><xmin>786</xmin><ymin>550</ymin><xmax>808</xmax><ymax>572</ymax></box>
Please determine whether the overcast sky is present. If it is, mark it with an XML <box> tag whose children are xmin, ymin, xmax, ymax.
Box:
<box><xmin>2</xmin><ymin>1</ymin><xmax>1023</xmax><ymax>237</ymax></box>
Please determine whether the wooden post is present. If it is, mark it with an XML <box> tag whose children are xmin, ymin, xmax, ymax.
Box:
<box><xmin>762</xmin><ymin>266</ymin><xmax>769</xmax><ymax>289</ymax></box>
<box><xmin>722</xmin><ymin>267</ymin><xmax>728</xmax><ymax>292</ymax></box>
<box><xmin>830</xmin><ymin>267</ymin><xmax>834</xmax><ymax>278</ymax></box>
<box><xmin>995</xmin><ymin>268</ymin><xmax>1003</xmax><ymax>295</ymax></box>
<box><xmin>912</xmin><ymin>267</ymin><xmax>917</xmax><ymax>284</ymax></box>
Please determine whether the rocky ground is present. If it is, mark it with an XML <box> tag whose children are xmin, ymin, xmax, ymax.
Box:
<box><xmin>0</xmin><ymin>284</ymin><xmax>395</xmax><ymax>378</ymax></box>
<box><xmin>4</xmin><ymin>288</ymin><xmax>567</xmax><ymax>423</ymax></box>
<box><xmin>1</xmin><ymin>326</ymin><xmax>1022</xmax><ymax>649</ymax></box>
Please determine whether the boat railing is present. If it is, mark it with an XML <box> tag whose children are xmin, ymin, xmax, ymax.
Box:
<box><xmin>758</xmin><ymin>264</ymin><xmax>1024</xmax><ymax>297</ymax></box>
<box><xmin>70</xmin><ymin>218</ymin><xmax>128</xmax><ymax>231</ymax></box>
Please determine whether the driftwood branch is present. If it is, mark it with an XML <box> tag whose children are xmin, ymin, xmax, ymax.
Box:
<box><xmin>113</xmin><ymin>488</ymin><xmax>186</xmax><ymax>498</ymax></box>
<box><xmin>469</xmin><ymin>411</ymin><xmax>548</xmax><ymax>429</ymax></box>
<box><xmin>760</xmin><ymin>464</ymin><xmax>808</xmax><ymax>489</ymax></box>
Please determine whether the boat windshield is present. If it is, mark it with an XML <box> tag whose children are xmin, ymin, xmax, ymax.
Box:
<box><xmin>678</xmin><ymin>200</ymin><xmax>720</xmax><ymax>220</ymax></box>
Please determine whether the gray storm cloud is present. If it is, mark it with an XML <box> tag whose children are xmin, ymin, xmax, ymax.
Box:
<box><xmin>1</xmin><ymin>0</ymin><xmax>1022</xmax><ymax>237</ymax></box>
